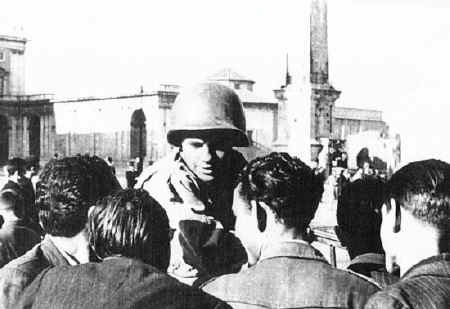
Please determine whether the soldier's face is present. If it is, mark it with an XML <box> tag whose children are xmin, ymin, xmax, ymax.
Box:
<box><xmin>180</xmin><ymin>137</ymin><xmax>232</xmax><ymax>183</ymax></box>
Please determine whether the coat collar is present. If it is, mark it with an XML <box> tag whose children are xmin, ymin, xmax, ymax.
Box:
<box><xmin>40</xmin><ymin>235</ymin><xmax>71</xmax><ymax>266</ymax></box>
<box><xmin>402</xmin><ymin>253</ymin><xmax>450</xmax><ymax>279</ymax></box>
<box><xmin>348</xmin><ymin>253</ymin><xmax>386</xmax><ymax>268</ymax></box>
<box><xmin>259</xmin><ymin>240</ymin><xmax>328</xmax><ymax>263</ymax></box>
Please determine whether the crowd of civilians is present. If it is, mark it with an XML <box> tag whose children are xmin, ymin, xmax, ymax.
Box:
<box><xmin>0</xmin><ymin>151</ymin><xmax>447</xmax><ymax>308</ymax></box>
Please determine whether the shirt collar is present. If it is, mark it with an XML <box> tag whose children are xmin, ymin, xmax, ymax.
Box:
<box><xmin>46</xmin><ymin>235</ymin><xmax>82</xmax><ymax>266</ymax></box>
<box><xmin>259</xmin><ymin>240</ymin><xmax>327</xmax><ymax>263</ymax></box>
<box><xmin>402</xmin><ymin>253</ymin><xmax>450</xmax><ymax>279</ymax></box>
<box><xmin>41</xmin><ymin>235</ymin><xmax>72</xmax><ymax>266</ymax></box>
<box><xmin>348</xmin><ymin>253</ymin><xmax>386</xmax><ymax>268</ymax></box>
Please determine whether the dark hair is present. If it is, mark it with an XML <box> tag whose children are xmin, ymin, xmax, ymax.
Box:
<box><xmin>36</xmin><ymin>155</ymin><xmax>119</xmax><ymax>237</ymax></box>
<box><xmin>89</xmin><ymin>189</ymin><xmax>170</xmax><ymax>270</ymax></box>
<box><xmin>24</xmin><ymin>156</ymin><xmax>39</xmax><ymax>172</ymax></box>
<box><xmin>106</xmin><ymin>157</ymin><xmax>113</xmax><ymax>163</ymax></box>
<box><xmin>238</xmin><ymin>152</ymin><xmax>324</xmax><ymax>230</ymax></box>
<box><xmin>337</xmin><ymin>178</ymin><xmax>385</xmax><ymax>252</ymax></box>
<box><xmin>0</xmin><ymin>189</ymin><xmax>24</xmax><ymax>218</ymax></box>
<box><xmin>386</xmin><ymin>159</ymin><xmax>450</xmax><ymax>230</ymax></box>
<box><xmin>5</xmin><ymin>158</ymin><xmax>26</xmax><ymax>177</ymax></box>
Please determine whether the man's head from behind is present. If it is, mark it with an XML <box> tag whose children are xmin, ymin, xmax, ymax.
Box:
<box><xmin>336</xmin><ymin>178</ymin><xmax>385</xmax><ymax>259</ymax></box>
<box><xmin>36</xmin><ymin>155</ymin><xmax>119</xmax><ymax>237</ymax></box>
<box><xmin>4</xmin><ymin>157</ymin><xmax>26</xmax><ymax>181</ymax></box>
<box><xmin>381</xmin><ymin>159</ymin><xmax>450</xmax><ymax>272</ymax></box>
<box><xmin>0</xmin><ymin>189</ymin><xmax>24</xmax><ymax>220</ymax></box>
<box><xmin>233</xmin><ymin>152</ymin><xmax>324</xmax><ymax>265</ymax></box>
<box><xmin>89</xmin><ymin>189</ymin><xmax>170</xmax><ymax>270</ymax></box>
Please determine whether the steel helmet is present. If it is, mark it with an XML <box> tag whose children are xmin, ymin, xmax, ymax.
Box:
<box><xmin>167</xmin><ymin>82</ymin><xmax>249</xmax><ymax>147</ymax></box>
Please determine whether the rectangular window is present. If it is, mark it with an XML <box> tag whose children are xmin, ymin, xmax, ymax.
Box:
<box><xmin>0</xmin><ymin>51</ymin><xmax>4</xmax><ymax>62</ymax></box>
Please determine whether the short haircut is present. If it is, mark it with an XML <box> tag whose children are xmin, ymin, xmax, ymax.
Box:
<box><xmin>5</xmin><ymin>158</ymin><xmax>26</xmax><ymax>176</ymax></box>
<box><xmin>0</xmin><ymin>189</ymin><xmax>24</xmax><ymax>217</ymax></box>
<box><xmin>24</xmin><ymin>156</ymin><xmax>39</xmax><ymax>172</ymax></box>
<box><xmin>337</xmin><ymin>178</ymin><xmax>385</xmax><ymax>251</ymax></box>
<box><xmin>89</xmin><ymin>189</ymin><xmax>170</xmax><ymax>270</ymax></box>
<box><xmin>386</xmin><ymin>159</ymin><xmax>450</xmax><ymax>230</ymax></box>
<box><xmin>36</xmin><ymin>155</ymin><xmax>119</xmax><ymax>237</ymax></box>
<box><xmin>238</xmin><ymin>152</ymin><xmax>324</xmax><ymax>230</ymax></box>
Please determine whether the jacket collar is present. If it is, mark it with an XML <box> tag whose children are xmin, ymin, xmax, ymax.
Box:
<box><xmin>402</xmin><ymin>253</ymin><xmax>450</xmax><ymax>279</ymax></box>
<box><xmin>259</xmin><ymin>240</ymin><xmax>328</xmax><ymax>263</ymax></box>
<box><xmin>40</xmin><ymin>235</ymin><xmax>71</xmax><ymax>266</ymax></box>
<box><xmin>348</xmin><ymin>253</ymin><xmax>385</xmax><ymax>268</ymax></box>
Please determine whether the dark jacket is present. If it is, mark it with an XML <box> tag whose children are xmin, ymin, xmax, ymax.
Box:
<box><xmin>17</xmin><ymin>177</ymin><xmax>39</xmax><ymax>225</ymax></box>
<box><xmin>17</xmin><ymin>257</ymin><xmax>230</xmax><ymax>309</ymax></box>
<box><xmin>347</xmin><ymin>253</ymin><xmax>399</xmax><ymax>288</ymax></box>
<box><xmin>365</xmin><ymin>253</ymin><xmax>450</xmax><ymax>309</ymax></box>
<box><xmin>0</xmin><ymin>219</ymin><xmax>41</xmax><ymax>268</ymax></box>
<box><xmin>2</xmin><ymin>180</ymin><xmax>41</xmax><ymax>235</ymax></box>
<box><xmin>0</xmin><ymin>236</ymin><xmax>69</xmax><ymax>309</ymax></box>
<box><xmin>202</xmin><ymin>240</ymin><xmax>380</xmax><ymax>309</ymax></box>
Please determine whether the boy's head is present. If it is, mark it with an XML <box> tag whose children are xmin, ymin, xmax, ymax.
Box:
<box><xmin>89</xmin><ymin>189</ymin><xmax>170</xmax><ymax>270</ymax></box>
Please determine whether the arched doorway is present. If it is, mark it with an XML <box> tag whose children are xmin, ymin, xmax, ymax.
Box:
<box><xmin>130</xmin><ymin>109</ymin><xmax>147</xmax><ymax>163</ymax></box>
<box><xmin>28</xmin><ymin>115</ymin><xmax>40</xmax><ymax>159</ymax></box>
<box><xmin>0</xmin><ymin>115</ymin><xmax>9</xmax><ymax>165</ymax></box>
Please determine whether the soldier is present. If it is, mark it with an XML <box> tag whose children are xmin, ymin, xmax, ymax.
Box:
<box><xmin>136</xmin><ymin>82</ymin><xmax>248</xmax><ymax>285</ymax></box>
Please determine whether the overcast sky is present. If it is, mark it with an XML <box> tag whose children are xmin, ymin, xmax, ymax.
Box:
<box><xmin>2</xmin><ymin>0</ymin><xmax>450</xmax><ymax>164</ymax></box>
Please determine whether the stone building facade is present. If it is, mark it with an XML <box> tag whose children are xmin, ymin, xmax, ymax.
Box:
<box><xmin>0</xmin><ymin>34</ymin><xmax>54</xmax><ymax>165</ymax></box>
<box><xmin>332</xmin><ymin>107</ymin><xmax>387</xmax><ymax>141</ymax></box>
<box><xmin>51</xmin><ymin>71</ymin><xmax>278</xmax><ymax>164</ymax></box>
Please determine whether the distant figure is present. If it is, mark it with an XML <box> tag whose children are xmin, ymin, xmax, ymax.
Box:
<box><xmin>16</xmin><ymin>189</ymin><xmax>230</xmax><ymax>309</ymax></box>
<box><xmin>202</xmin><ymin>152</ymin><xmax>379</xmax><ymax>309</ymax></box>
<box><xmin>2</xmin><ymin>158</ymin><xmax>39</xmax><ymax>233</ymax></box>
<box><xmin>135</xmin><ymin>157</ymin><xmax>143</xmax><ymax>177</ymax></box>
<box><xmin>105</xmin><ymin>156</ymin><xmax>116</xmax><ymax>176</ymax></box>
<box><xmin>125</xmin><ymin>160</ymin><xmax>136</xmax><ymax>188</ymax></box>
<box><xmin>19</xmin><ymin>158</ymin><xmax>40</xmax><ymax>230</ymax></box>
<box><xmin>352</xmin><ymin>161</ymin><xmax>374</xmax><ymax>182</ymax></box>
<box><xmin>336</xmin><ymin>178</ymin><xmax>399</xmax><ymax>287</ymax></box>
<box><xmin>53</xmin><ymin>153</ymin><xmax>59</xmax><ymax>159</ymax></box>
<box><xmin>336</xmin><ymin>168</ymin><xmax>351</xmax><ymax>199</ymax></box>
<box><xmin>337</xmin><ymin>152</ymin><xmax>348</xmax><ymax>169</ymax></box>
<box><xmin>365</xmin><ymin>159</ymin><xmax>450</xmax><ymax>309</ymax></box>
<box><xmin>0</xmin><ymin>189</ymin><xmax>41</xmax><ymax>268</ymax></box>
<box><xmin>2</xmin><ymin>158</ymin><xmax>26</xmax><ymax>194</ymax></box>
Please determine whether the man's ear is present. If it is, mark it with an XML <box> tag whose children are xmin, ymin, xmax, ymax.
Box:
<box><xmin>382</xmin><ymin>198</ymin><xmax>401</xmax><ymax>233</ymax></box>
<box><xmin>88</xmin><ymin>205</ymin><xmax>96</xmax><ymax>217</ymax></box>
<box><xmin>250</xmin><ymin>200</ymin><xmax>267</xmax><ymax>232</ymax></box>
